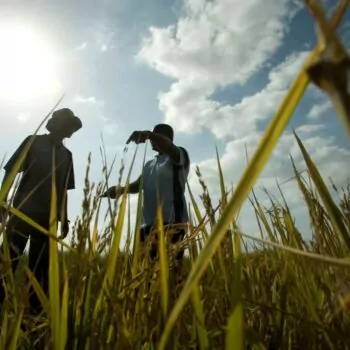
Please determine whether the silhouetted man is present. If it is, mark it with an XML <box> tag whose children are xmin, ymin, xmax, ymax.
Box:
<box><xmin>102</xmin><ymin>123</ymin><xmax>190</xmax><ymax>262</ymax></box>
<box><xmin>0</xmin><ymin>108</ymin><xmax>82</xmax><ymax>316</ymax></box>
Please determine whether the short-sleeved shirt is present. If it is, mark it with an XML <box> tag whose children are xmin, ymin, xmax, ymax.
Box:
<box><xmin>142</xmin><ymin>146</ymin><xmax>190</xmax><ymax>227</ymax></box>
<box><xmin>3</xmin><ymin>134</ymin><xmax>75</xmax><ymax>218</ymax></box>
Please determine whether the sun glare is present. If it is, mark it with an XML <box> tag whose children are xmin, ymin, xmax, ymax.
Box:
<box><xmin>0</xmin><ymin>23</ymin><xmax>61</xmax><ymax>101</ymax></box>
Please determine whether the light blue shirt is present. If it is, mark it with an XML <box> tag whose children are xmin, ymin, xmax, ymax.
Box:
<box><xmin>141</xmin><ymin>147</ymin><xmax>190</xmax><ymax>227</ymax></box>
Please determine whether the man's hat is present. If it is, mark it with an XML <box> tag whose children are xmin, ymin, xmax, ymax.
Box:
<box><xmin>46</xmin><ymin>108</ymin><xmax>82</xmax><ymax>133</ymax></box>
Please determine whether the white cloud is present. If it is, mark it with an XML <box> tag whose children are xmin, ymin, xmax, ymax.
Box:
<box><xmin>188</xmin><ymin>131</ymin><xmax>350</xmax><ymax>236</ymax></box>
<box><xmin>75</xmin><ymin>95</ymin><xmax>105</xmax><ymax>106</ymax></box>
<box><xmin>138</xmin><ymin>0</ymin><xmax>294</xmax><ymax>86</ymax></box>
<box><xmin>295</xmin><ymin>124</ymin><xmax>326</xmax><ymax>134</ymax></box>
<box><xmin>99</xmin><ymin>115</ymin><xmax>109</xmax><ymax>123</ymax></box>
<box><xmin>94</xmin><ymin>28</ymin><xmax>115</xmax><ymax>52</ymax></box>
<box><xmin>76</xmin><ymin>42</ymin><xmax>87</xmax><ymax>50</ymax></box>
<box><xmin>156</xmin><ymin>50</ymin><xmax>308</xmax><ymax>138</ymax></box>
<box><xmin>17</xmin><ymin>112</ymin><xmax>30</xmax><ymax>124</ymax></box>
<box><xmin>307</xmin><ymin>100</ymin><xmax>332</xmax><ymax>119</ymax></box>
<box><xmin>138</xmin><ymin>0</ymin><xmax>304</xmax><ymax>138</ymax></box>
<box><xmin>97</xmin><ymin>115</ymin><xmax>119</xmax><ymax>136</ymax></box>
<box><xmin>103</xmin><ymin>123</ymin><xmax>118</xmax><ymax>136</ymax></box>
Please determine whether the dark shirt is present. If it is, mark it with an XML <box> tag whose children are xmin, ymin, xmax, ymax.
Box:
<box><xmin>4</xmin><ymin>134</ymin><xmax>75</xmax><ymax>218</ymax></box>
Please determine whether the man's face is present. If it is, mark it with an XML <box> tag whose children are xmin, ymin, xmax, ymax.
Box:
<box><xmin>59</xmin><ymin>124</ymin><xmax>76</xmax><ymax>139</ymax></box>
<box><xmin>150</xmin><ymin>139</ymin><xmax>157</xmax><ymax>151</ymax></box>
<box><xmin>151</xmin><ymin>127</ymin><xmax>170</xmax><ymax>152</ymax></box>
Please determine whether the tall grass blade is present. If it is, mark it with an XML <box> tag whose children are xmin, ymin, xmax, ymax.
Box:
<box><xmin>59</xmin><ymin>263</ymin><xmax>69</xmax><ymax>350</ymax></box>
<box><xmin>294</xmin><ymin>132</ymin><xmax>350</xmax><ymax>250</ymax></box>
<box><xmin>156</xmin><ymin>204</ymin><xmax>169</xmax><ymax>320</ymax></box>
<box><xmin>24</xmin><ymin>267</ymin><xmax>49</xmax><ymax>313</ymax></box>
<box><xmin>225</xmin><ymin>228</ymin><xmax>244</xmax><ymax>350</ymax></box>
<box><xmin>49</xmin><ymin>148</ymin><xmax>60</xmax><ymax>350</ymax></box>
<box><xmin>8</xmin><ymin>309</ymin><xmax>23</xmax><ymax>350</ymax></box>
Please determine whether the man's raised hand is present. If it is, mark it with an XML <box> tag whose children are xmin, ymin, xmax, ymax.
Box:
<box><xmin>126</xmin><ymin>130</ymin><xmax>150</xmax><ymax>145</ymax></box>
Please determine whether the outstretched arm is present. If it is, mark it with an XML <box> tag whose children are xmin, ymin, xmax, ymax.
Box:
<box><xmin>102</xmin><ymin>176</ymin><xmax>141</xmax><ymax>198</ymax></box>
<box><xmin>122</xmin><ymin>176</ymin><xmax>142</xmax><ymax>194</ymax></box>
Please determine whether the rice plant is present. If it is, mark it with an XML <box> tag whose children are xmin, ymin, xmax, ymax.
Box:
<box><xmin>0</xmin><ymin>1</ymin><xmax>349</xmax><ymax>349</ymax></box>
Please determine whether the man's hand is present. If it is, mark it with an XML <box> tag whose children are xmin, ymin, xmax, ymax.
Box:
<box><xmin>101</xmin><ymin>185</ymin><xmax>123</xmax><ymax>199</ymax></box>
<box><xmin>59</xmin><ymin>220</ymin><xmax>70</xmax><ymax>240</ymax></box>
<box><xmin>126</xmin><ymin>130</ymin><xmax>150</xmax><ymax>145</ymax></box>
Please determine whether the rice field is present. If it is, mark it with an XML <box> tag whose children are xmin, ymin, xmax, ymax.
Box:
<box><xmin>0</xmin><ymin>1</ymin><xmax>350</xmax><ymax>349</ymax></box>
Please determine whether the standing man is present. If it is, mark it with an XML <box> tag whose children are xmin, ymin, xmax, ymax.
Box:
<box><xmin>102</xmin><ymin>123</ymin><xmax>190</xmax><ymax>262</ymax></box>
<box><xmin>0</xmin><ymin>108</ymin><xmax>82</xmax><ymax>316</ymax></box>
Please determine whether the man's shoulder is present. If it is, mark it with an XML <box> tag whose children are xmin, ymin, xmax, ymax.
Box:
<box><xmin>19</xmin><ymin>134</ymin><xmax>40</xmax><ymax>149</ymax></box>
<box><xmin>62</xmin><ymin>145</ymin><xmax>72</xmax><ymax>155</ymax></box>
<box><xmin>143</xmin><ymin>158</ymin><xmax>155</xmax><ymax>168</ymax></box>
<box><xmin>178</xmin><ymin>146</ymin><xmax>189</xmax><ymax>156</ymax></box>
<box><xmin>177</xmin><ymin>146</ymin><xmax>190</xmax><ymax>168</ymax></box>
<box><xmin>27</xmin><ymin>134</ymin><xmax>48</xmax><ymax>145</ymax></box>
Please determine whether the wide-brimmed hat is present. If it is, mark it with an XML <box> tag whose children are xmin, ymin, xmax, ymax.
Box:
<box><xmin>46</xmin><ymin>108</ymin><xmax>82</xmax><ymax>133</ymax></box>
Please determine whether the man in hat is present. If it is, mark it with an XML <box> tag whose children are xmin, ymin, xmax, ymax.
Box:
<box><xmin>102</xmin><ymin>124</ymin><xmax>190</xmax><ymax>264</ymax></box>
<box><xmin>0</xmin><ymin>108</ymin><xmax>82</xmax><ymax>316</ymax></box>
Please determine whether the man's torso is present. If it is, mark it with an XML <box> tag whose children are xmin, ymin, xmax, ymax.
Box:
<box><xmin>13</xmin><ymin>135</ymin><xmax>73</xmax><ymax>216</ymax></box>
<box><xmin>141</xmin><ymin>148</ymin><xmax>190</xmax><ymax>226</ymax></box>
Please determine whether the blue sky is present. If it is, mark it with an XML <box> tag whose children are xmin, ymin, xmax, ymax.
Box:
<box><xmin>0</xmin><ymin>0</ymin><xmax>349</xmax><ymax>243</ymax></box>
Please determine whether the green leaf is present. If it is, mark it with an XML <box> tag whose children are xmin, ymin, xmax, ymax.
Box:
<box><xmin>294</xmin><ymin>132</ymin><xmax>350</xmax><ymax>250</ymax></box>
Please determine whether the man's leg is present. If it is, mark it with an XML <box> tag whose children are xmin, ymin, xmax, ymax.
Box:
<box><xmin>170</xmin><ymin>228</ymin><xmax>186</xmax><ymax>261</ymax></box>
<box><xmin>140</xmin><ymin>225</ymin><xmax>158</xmax><ymax>261</ymax></box>
<box><xmin>27</xmin><ymin>216</ymin><xmax>50</xmax><ymax>316</ymax></box>
<box><xmin>0</xmin><ymin>217</ymin><xmax>30</xmax><ymax>307</ymax></box>
<box><xmin>170</xmin><ymin>228</ymin><xmax>186</xmax><ymax>286</ymax></box>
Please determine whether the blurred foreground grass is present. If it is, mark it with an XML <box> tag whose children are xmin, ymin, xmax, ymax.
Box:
<box><xmin>0</xmin><ymin>1</ymin><xmax>350</xmax><ymax>349</ymax></box>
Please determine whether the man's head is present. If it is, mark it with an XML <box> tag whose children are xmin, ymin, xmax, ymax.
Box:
<box><xmin>151</xmin><ymin>124</ymin><xmax>174</xmax><ymax>151</ymax></box>
<box><xmin>46</xmin><ymin>108</ymin><xmax>82</xmax><ymax>139</ymax></box>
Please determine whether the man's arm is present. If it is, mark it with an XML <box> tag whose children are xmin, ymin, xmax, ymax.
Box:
<box><xmin>127</xmin><ymin>130</ymin><xmax>180</xmax><ymax>163</ymax></box>
<box><xmin>102</xmin><ymin>176</ymin><xmax>141</xmax><ymax>198</ymax></box>
<box><xmin>147</xmin><ymin>132</ymin><xmax>180</xmax><ymax>163</ymax></box>
<box><xmin>1</xmin><ymin>136</ymin><xmax>32</xmax><ymax>202</ymax></box>
<box><xmin>58</xmin><ymin>192</ymin><xmax>70</xmax><ymax>239</ymax></box>
<box><xmin>59</xmin><ymin>153</ymin><xmax>75</xmax><ymax>239</ymax></box>
<box><xmin>122</xmin><ymin>176</ymin><xmax>141</xmax><ymax>194</ymax></box>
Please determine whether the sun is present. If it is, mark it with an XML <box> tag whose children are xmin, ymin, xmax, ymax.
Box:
<box><xmin>0</xmin><ymin>23</ymin><xmax>61</xmax><ymax>101</ymax></box>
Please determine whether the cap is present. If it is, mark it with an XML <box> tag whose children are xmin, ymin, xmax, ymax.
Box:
<box><xmin>46</xmin><ymin>108</ymin><xmax>82</xmax><ymax>133</ymax></box>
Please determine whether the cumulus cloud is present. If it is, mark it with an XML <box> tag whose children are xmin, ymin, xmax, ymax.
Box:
<box><xmin>76</xmin><ymin>42</ymin><xmax>87</xmax><ymax>50</ymax></box>
<box><xmin>307</xmin><ymin>100</ymin><xmax>332</xmax><ymax>119</ymax></box>
<box><xmin>75</xmin><ymin>95</ymin><xmax>105</xmax><ymax>106</ymax></box>
<box><xmin>103</xmin><ymin>123</ymin><xmax>118</xmax><ymax>136</ymax></box>
<box><xmin>17</xmin><ymin>112</ymin><xmax>30</xmax><ymax>125</ymax></box>
<box><xmin>138</xmin><ymin>0</ymin><xmax>305</xmax><ymax>137</ymax></box>
<box><xmin>187</xmin><ymin>130</ymin><xmax>350</xmax><ymax>236</ymax></box>
<box><xmin>138</xmin><ymin>0</ymin><xmax>294</xmax><ymax>85</ymax></box>
<box><xmin>295</xmin><ymin>124</ymin><xmax>326</xmax><ymax>134</ymax></box>
<box><xmin>156</xmin><ymin>50</ymin><xmax>308</xmax><ymax>139</ymax></box>
<box><xmin>94</xmin><ymin>28</ymin><xmax>115</xmax><ymax>52</ymax></box>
